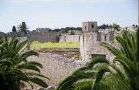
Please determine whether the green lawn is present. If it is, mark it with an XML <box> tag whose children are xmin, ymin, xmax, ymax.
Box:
<box><xmin>30</xmin><ymin>41</ymin><xmax>80</xmax><ymax>50</ymax></box>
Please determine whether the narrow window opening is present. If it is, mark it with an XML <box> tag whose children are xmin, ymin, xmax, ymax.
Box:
<box><xmin>85</xmin><ymin>26</ymin><xmax>87</xmax><ymax>30</ymax></box>
<box><xmin>92</xmin><ymin>24</ymin><xmax>94</xmax><ymax>28</ymax></box>
<box><xmin>104</xmin><ymin>35</ymin><xmax>107</xmax><ymax>41</ymax></box>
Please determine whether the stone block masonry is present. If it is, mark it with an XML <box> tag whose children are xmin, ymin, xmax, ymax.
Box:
<box><xmin>27</xmin><ymin>53</ymin><xmax>85</xmax><ymax>90</ymax></box>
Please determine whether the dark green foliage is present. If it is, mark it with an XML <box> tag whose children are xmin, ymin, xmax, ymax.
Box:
<box><xmin>98</xmin><ymin>24</ymin><xmax>113</xmax><ymax>29</ymax></box>
<box><xmin>137</xmin><ymin>27</ymin><xmax>139</xmax><ymax>63</ymax></box>
<box><xmin>57</xmin><ymin>57</ymin><xmax>129</xmax><ymax>90</ymax></box>
<box><xmin>19</xmin><ymin>22</ymin><xmax>28</xmax><ymax>35</ymax></box>
<box><xmin>102</xmin><ymin>31</ymin><xmax>139</xmax><ymax>90</ymax></box>
<box><xmin>70</xmin><ymin>31</ymin><xmax>75</xmax><ymax>35</ymax></box>
<box><xmin>12</xmin><ymin>26</ymin><xmax>17</xmax><ymax>32</ymax></box>
<box><xmin>0</xmin><ymin>37</ymin><xmax>49</xmax><ymax>90</ymax></box>
<box><xmin>112</xmin><ymin>23</ymin><xmax>120</xmax><ymax>31</ymax></box>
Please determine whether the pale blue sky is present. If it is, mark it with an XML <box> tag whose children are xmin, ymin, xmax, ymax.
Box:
<box><xmin>0</xmin><ymin>0</ymin><xmax>138</xmax><ymax>32</ymax></box>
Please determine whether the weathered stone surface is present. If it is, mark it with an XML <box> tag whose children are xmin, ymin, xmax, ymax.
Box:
<box><xmin>59</xmin><ymin>35</ymin><xmax>80</xmax><ymax>42</ymax></box>
<box><xmin>26</xmin><ymin>53</ymin><xmax>85</xmax><ymax>90</ymax></box>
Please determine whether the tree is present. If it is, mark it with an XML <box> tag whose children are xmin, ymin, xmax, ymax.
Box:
<box><xmin>98</xmin><ymin>24</ymin><xmax>113</xmax><ymax>29</ymax></box>
<box><xmin>19</xmin><ymin>22</ymin><xmax>28</xmax><ymax>35</ymax></box>
<box><xmin>0</xmin><ymin>37</ymin><xmax>49</xmax><ymax>90</ymax></box>
<box><xmin>18</xmin><ymin>22</ymin><xmax>30</xmax><ymax>49</ymax></box>
<box><xmin>70</xmin><ymin>31</ymin><xmax>75</xmax><ymax>35</ymax></box>
<box><xmin>12</xmin><ymin>26</ymin><xmax>17</xmax><ymax>32</ymax></box>
<box><xmin>57</xmin><ymin>56</ymin><xmax>129</xmax><ymax>90</ymax></box>
<box><xmin>57</xmin><ymin>30</ymin><xmax>138</xmax><ymax>90</ymax></box>
<box><xmin>101</xmin><ymin>30</ymin><xmax>139</xmax><ymax>90</ymax></box>
<box><xmin>137</xmin><ymin>27</ymin><xmax>139</xmax><ymax>61</ymax></box>
<box><xmin>12</xmin><ymin>26</ymin><xmax>17</xmax><ymax>37</ymax></box>
<box><xmin>112</xmin><ymin>23</ymin><xmax>120</xmax><ymax>31</ymax></box>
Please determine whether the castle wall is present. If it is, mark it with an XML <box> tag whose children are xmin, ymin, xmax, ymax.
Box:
<box><xmin>59</xmin><ymin>35</ymin><xmax>80</xmax><ymax>42</ymax></box>
<box><xmin>29</xmin><ymin>31</ymin><xmax>58</xmax><ymax>42</ymax></box>
<box><xmin>28</xmin><ymin>53</ymin><xmax>85</xmax><ymax>90</ymax></box>
<box><xmin>22</xmin><ymin>21</ymin><xmax>116</xmax><ymax>89</ymax></box>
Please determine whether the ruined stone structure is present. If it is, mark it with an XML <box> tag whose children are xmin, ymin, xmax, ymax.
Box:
<box><xmin>23</xmin><ymin>21</ymin><xmax>117</xmax><ymax>89</ymax></box>
<box><xmin>80</xmin><ymin>21</ymin><xmax>115</xmax><ymax>61</ymax></box>
<box><xmin>29</xmin><ymin>28</ymin><xmax>59</xmax><ymax>42</ymax></box>
<box><xmin>59</xmin><ymin>21</ymin><xmax>115</xmax><ymax>61</ymax></box>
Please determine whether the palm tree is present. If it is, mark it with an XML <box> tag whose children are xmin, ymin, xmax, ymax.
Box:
<box><xmin>0</xmin><ymin>37</ymin><xmax>49</xmax><ymax>90</ymax></box>
<box><xmin>57</xmin><ymin>66</ymin><xmax>96</xmax><ymax>90</ymax></box>
<box><xmin>57</xmin><ymin>56</ymin><xmax>130</xmax><ymax>90</ymax></box>
<box><xmin>101</xmin><ymin>30</ymin><xmax>139</xmax><ymax>90</ymax></box>
<box><xmin>57</xmin><ymin>30</ymin><xmax>138</xmax><ymax>90</ymax></box>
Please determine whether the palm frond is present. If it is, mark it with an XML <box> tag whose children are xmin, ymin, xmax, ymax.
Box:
<box><xmin>17</xmin><ymin>63</ymin><xmax>41</xmax><ymax>73</ymax></box>
<box><xmin>20</xmin><ymin>50</ymin><xmax>38</xmax><ymax>60</ymax></box>
<box><xmin>101</xmin><ymin>42</ymin><xmax>121</xmax><ymax>56</ymax></box>
<box><xmin>27</xmin><ymin>61</ymin><xmax>43</xmax><ymax>68</ymax></box>
<box><xmin>57</xmin><ymin>76</ymin><xmax>77</xmax><ymax>90</ymax></box>
<box><xmin>25</xmin><ymin>72</ymin><xmax>50</xmax><ymax>80</ymax></box>
<box><xmin>28</xmin><ymin>77</ymin><xmax>48</xmax><ymax>88</ymax></box>
<box><xmin>73</xmin><ymin>79</ymin><xmax>94</xmax><ymax>90</ymax></box>
<box><xmin>87</xmin><ymin>56</ymin><xmax>109</xmax><ymax>68</ymax></box>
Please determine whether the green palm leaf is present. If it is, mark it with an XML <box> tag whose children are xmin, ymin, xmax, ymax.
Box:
<box><xmin>0</xmin><ymin>37</ymin><xmax>48</xmax><ymax>89</ymax></box>
<box><xmin>28</xmin><ymin>77</ymin><xmax>48</xmax><ymax>88</ymax></box>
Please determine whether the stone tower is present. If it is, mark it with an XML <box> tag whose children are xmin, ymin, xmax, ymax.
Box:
<box><xmin>82</xmin><ymin>21</ymin><xmax>97</xmax><ymax>32</ymax></box>
<box><xmin>80</xmin><ymin>21</ymin><xmax>114</xmax><ymax>61</ymax></box>
<box><xmin>80</xmin><ymin>21</ymin><xmax>98</xmax><ymax>61</ymax></box>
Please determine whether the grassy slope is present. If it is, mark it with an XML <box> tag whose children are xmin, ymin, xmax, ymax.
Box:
<box><xmin>30</xmin><ymin>41</ymin><xmax>80</xmax><ymax>50</ymax></box>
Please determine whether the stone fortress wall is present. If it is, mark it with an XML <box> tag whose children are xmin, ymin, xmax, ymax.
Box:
<box><xmin>28</xmin><ymin>53</ymin><xmax>84</xmax><ymax>90</ymax></box>
<box><xmin>4</xmin><ymin>21</ymin><xmax>138</xmax><ymax>90</ymax></box>
<box><xmin>29</xmin><ymin>28</ymin><xmax>59</xmax><ymax>42</ymax></box>
<box><xmin>59</xmin><ymin>21</ymin><xmax>115</xmax><ymax>61</ymax></box>
<box><xmin>59</xmin><ymin>34</ymin><xmax>80</xmax><ymax>42</ymax></box>
<box><xmin>24</xmin><ymin>21</ymin><xmax>117</xmax><ymax>90</ymax></box>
